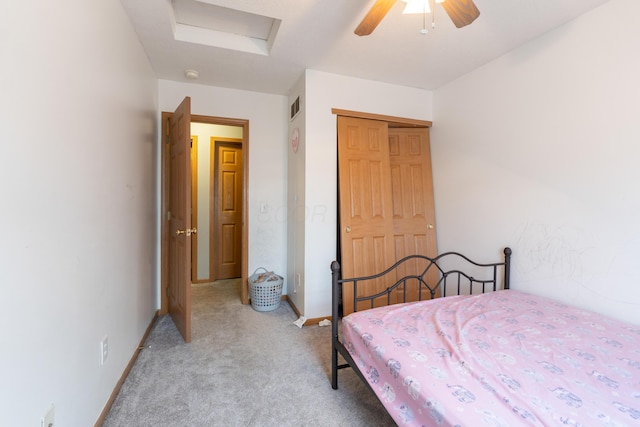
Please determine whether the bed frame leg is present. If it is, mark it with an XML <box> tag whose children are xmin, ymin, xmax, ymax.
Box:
<box><xmin>331</xmin><ymin>343</ymin><xmax>338</xmax><ymax>389</ymax></box>
<box><xmin>331</xmin><ymin>260</ymin><xmax>341</xmax><ymax>389</ymax></box>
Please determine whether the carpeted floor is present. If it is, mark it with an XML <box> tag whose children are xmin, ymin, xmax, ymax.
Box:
<box><xmin>102</xmin><ymin>279</ymin><xmax>395</xmax><ymax>426</ymax></box>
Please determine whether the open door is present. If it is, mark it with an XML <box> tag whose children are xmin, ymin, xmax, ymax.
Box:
<box><xmin>168</xmin><ymin>97</ymin><xmax>192</xmax><ymax>342</ymax></box>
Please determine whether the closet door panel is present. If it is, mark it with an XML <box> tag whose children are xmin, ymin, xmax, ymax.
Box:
<box><xmin>389</xmin><ymin>128</ymin><xmax>439</xmax><ymax>300</ymax></box>
<box><xmin>338</xmin><ymin>116</ymin><xmax>395</xmax><ymax>314</ymax></box>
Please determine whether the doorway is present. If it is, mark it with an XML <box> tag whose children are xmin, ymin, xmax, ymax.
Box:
<box><xmin>161</xmin><ymin>110</ymin><xmax>250</xmax><ymax>333</ymax></box>
<box><xmin>190</xmin><ymin>125</ymin><xmax>244</xmax><ymax>283</ymax></box>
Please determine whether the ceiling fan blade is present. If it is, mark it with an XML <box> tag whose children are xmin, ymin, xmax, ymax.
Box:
<box><xmin>354</xmin><ymin>0</ymin><xmax>397</xmax><ymax>36</ymax></box>
<box><xmin>441</xmin><ymin>0</ymin><xmax>480</xmax><ymax>28</ymax></box>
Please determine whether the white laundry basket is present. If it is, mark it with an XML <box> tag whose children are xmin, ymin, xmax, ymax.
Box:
<box><xmin>248</xmin><ymin>267</ymin><xmax>284</xmax><ymax>312</ymax></box>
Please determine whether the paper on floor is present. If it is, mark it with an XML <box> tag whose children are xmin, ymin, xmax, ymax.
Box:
<box><xmin>293</xmin><ymin>316</ymin><xmax>306</xmax><ymax>328</ymax></box>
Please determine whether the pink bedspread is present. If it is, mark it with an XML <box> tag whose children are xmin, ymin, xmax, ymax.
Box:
<box><xmin>341</xmin><ymin>290</ymin><xmax>640</xmax><ymax>426</ymax></box>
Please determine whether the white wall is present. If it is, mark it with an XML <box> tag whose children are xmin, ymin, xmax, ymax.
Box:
<box><xmin>287</xmin><ymin>74</ymin><xmax>307</xmax><ymax>313</ymax></box>
<box><xmin>190</xmin><ymin>123</ymin><xmax>243</xmax><ymax>281</ymax></box>
<box><xmin>0</xmin><ymin>0</ymin><xmax>159</xmax><ymax>425</ymax></box>
<box><xmin>432</xmin><ymin>0</ymin><xmax>640</xmax><ymax>325</ymax></box>
<box><xmin>159</xmin><ymin>80</ymin><xmax>289</xmax><ymax>291</ymax></box>
<box><xmin>303</xmin><ymin>70</ymin><xmax>433</xmax><ymax>318</ymax></box>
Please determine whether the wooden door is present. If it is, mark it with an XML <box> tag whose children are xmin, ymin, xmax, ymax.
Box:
<box><xmin>388</xmin><ymin>128</ymin><xmax>439</xmax><ymax>300</ymax></box>
<box><xmin>168</xmin><ymin>97</ymin><xmax>192</xmax><ymax>342</ymax></box>
<box><xmin>337</xmin><ymin>116</ymin><xmax>396</xmax><ymax>314</ymax></box>
<box><xmin>213</xmin><ymin>140</ymin><xmax>243</xmax><ymax>279</ymax></box>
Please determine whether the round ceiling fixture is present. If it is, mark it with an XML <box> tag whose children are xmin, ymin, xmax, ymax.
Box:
<box><xmin>184</xmin><ymin>69</ymin><xmax>199</xmax><ymax>79</ymax></box>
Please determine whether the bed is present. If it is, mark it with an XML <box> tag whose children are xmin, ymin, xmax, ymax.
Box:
<box><xmin>331</xmin><ymin>248</ymin><xmax>640</xmax><ymax>426</ymax></box>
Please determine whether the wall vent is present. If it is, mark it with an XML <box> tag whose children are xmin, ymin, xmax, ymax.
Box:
<box><xmin>290</xmin><ymin>96</ymin><xmax>300</xmax><ymax>120</ymax></box>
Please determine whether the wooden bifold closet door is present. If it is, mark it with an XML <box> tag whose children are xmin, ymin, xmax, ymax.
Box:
<box><xmin>337</xmin><ymin>116</ymin><xmax>437</xmax><ymax>315</ymax></box>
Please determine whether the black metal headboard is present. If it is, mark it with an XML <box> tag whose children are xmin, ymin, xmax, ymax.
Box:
<box><xmin>330</xmin><ymin>247</ymin><xmax>512</xmax><ymax>391</ymax></box>
<box><xmin>331</xmin><ymin>247</ymin><xmax>511</xmax><ymax>316</ymax></box>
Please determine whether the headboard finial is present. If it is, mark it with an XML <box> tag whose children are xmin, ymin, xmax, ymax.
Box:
<box><xmin>503</xmin><ymin>247</ymin><xmax>512</xmax><ymax>290</ymax></box>
<box><xmin>331</xmin><ymin>260</ymin><xmax>341</xmax><ymax>274</ymax></box>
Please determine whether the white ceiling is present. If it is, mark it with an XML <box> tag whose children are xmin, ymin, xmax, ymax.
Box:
<box><xmin>120</xmin><ymin>0</ymin><xmax>611</xmax><ymax>95</ymax></box>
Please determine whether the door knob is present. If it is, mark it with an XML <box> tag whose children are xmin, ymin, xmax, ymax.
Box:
<box><xmin>344</xmin><ymin>226</ymin><xmax>351</xmax><ymax>233</ymax></box>
<box><xmin>176</xmin><ymin>228</ymin><xmax>198</xmax><ymax>236</ymax></box>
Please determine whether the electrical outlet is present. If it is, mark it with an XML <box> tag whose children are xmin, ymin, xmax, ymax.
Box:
<box><xmin>41</xmin><ymin>403</ymin><xmax>54</xmax><ymax>427</ymax></box>
<box><xmin>100</xmin><ymin>335</ymin><xmax>109</xmax><ymax>365</ymax></box>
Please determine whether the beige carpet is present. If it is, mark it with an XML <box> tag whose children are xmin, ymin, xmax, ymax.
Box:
<box><xmin>102</xmin><ymin>279</ymin><xmax>395</xmax><ymax>426</ymax></box>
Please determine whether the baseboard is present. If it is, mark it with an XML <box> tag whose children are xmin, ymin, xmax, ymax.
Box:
<box><xmin>302</xmin><ymin>315</ymin><xmax>333</xmax><ymax>326</ymax></box>
<box><xmin>94</xmin><ymin>310</ymin><xmax>159</xmax><ymax>427</ymax></box>
<box><xmin>284</xmin><ymin>295</ymin><xmax>331</xmax><ymax>327</ymax></box>
<box><xmin>286</xmin><ymin>295</ymin><xmax>301</xmax><ymax>317</ymax></box>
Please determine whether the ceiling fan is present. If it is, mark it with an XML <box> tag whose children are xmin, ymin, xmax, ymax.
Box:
<box><xmin>355</xmin><ymin>0</ymin><xmax>480</xmax><ymax>36</ymax></box>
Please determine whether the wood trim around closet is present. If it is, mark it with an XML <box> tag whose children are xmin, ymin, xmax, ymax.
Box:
<box><xmin>331</xmin><ymin>108</ymin><xmax>432</xmax><ymax>128</ymax></box>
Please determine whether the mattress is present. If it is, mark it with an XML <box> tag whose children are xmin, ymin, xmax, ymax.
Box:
<box><xmin>341</xmin><ymin>289</ymin><xmax>640</xmax><ymax>426</ymax></box>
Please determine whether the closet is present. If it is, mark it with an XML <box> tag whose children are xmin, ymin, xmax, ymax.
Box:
<box><xmin>337</xmin><ymin>115</ymin><xmax>437</xmax><ymax>314</ymax></box>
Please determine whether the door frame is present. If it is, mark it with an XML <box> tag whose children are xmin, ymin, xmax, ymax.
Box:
<box><xmin>190</xmin><ymin>135</ymin><xmax>199</xmax><ymax>283</ymax></box>
<box><xmin>331</xmin><ymin>108</ymin><xmax>432</xmax><ymax>128</ymax></box>
<box><xmin>161</xmin><ymin>113</ymin><xmax>250</xmax><ymax>314</ymax></box>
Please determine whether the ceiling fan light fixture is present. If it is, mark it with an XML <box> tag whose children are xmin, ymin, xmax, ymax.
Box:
<box><xmin>402</xmin><ymin>0</ymin><xmax>431</xmax><ymax>15</ymax></box>
<box><xmin>354</xmin><ymin>0</ymin><xmax>479</xmax><ymax>36</ymax></box>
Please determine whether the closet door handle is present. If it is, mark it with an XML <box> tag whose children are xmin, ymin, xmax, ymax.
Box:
<box><xmin>344</xmin><ymin>226</ymin><xmax>352</xmax><ymax>233</ymax></box>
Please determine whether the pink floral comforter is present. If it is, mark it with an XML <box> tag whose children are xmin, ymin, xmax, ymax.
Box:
<box><xmin>342</xmin><ymin>290</ymin><xmax>640</xmax><ymax>426</ymax></box>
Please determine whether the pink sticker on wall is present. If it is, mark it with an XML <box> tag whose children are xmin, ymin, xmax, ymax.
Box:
<box><xmin>291</xmin><ymin>128</ymin><xmax>299</xmax><ymax>153</ymax></box>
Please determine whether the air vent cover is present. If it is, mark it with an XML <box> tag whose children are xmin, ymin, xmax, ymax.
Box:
<box><xmin>290</xmin><ymin>96</ymin><xmax>300</xmax><ymax>120</ymax></box>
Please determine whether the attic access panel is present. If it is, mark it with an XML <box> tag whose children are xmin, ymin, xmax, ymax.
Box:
<box><xmin>171</xmin><ymin>0</ymin><xmax>281</xmax><ymax>55</ymax></box>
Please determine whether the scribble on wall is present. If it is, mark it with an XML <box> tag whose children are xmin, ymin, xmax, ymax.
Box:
<box><xmin>513</xmin><ymin>222</ymin><xmax>590</xmax><ymax>283</ymax></box>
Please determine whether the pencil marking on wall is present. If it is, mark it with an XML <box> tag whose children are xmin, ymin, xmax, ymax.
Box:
<box><xmin>514</xmin><ymin>222</ymin><xmax>590</xmax><ymax>282</ymax></box>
